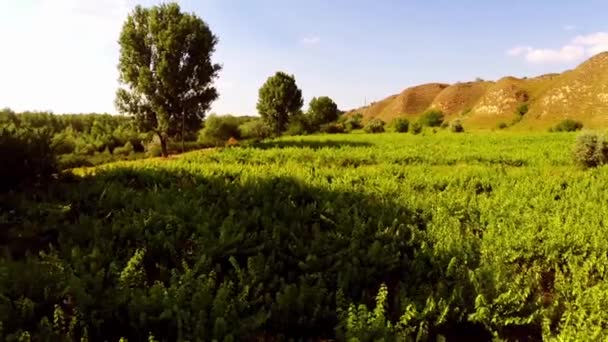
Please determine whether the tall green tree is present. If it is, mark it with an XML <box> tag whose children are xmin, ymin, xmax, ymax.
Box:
<box><xmin>115</xmin><ymin>3</ymin><xmax>221</xmax><ymax>157</ymax></box>
<box><xmin>307</xmin><ymin>96</ymin><xmax>340</xmax><ymax>129</ymax></box>
<box><xmin>257</xmin><ymin>72</ymin><xmax>303</xmax><ymax>135</ymax></box>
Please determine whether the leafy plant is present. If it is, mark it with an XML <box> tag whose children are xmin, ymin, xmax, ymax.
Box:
<box><xmin>364</xmin><ymin>119</ymin><xmax>386</xmax><ymax>133</ymax></box>
<box><xmin>572</xmin><ymin>133</ymin><xmax>608</xmax><ymax>167</ymax></box>
<box><xmin>451</xmin><ymin>120</ymin><xmax>464</xmax><ymax>133</ymax></box>
<box><xmin>392</xmin><ymin>118</ymin><xmax>409</xmax><ymax>133</ymax></box>
<box><xmin>418</xmin><ymin>110</ymin><xmax>444</xmax><ymax>127</ymax></box>
<box><xmin>553</xmin><ymin>119</ymin><xmax>583</xmax><ymax>132</ymax></box>
<box><xmin>411</xmin><ymin>122</ymin><xmax>423</xmax><ymax>134</ymax></box>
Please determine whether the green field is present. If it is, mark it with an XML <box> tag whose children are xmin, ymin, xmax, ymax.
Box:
<box><xmin>4</xmin><ymin>131</ymin><xmax>608</xmax><ymax>341</ymax></box>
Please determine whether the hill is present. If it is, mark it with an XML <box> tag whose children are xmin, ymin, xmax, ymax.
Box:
<box><xmin>346</xmin><ymin>52</ymin><xmax>608</xmax><ymax>129</ymax></box>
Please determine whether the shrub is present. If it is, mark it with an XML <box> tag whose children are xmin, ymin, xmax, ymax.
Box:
<box><xmin>319</xmin><ymin>122</ymin><xmax>347</xmax><ymax>134</ymax></box>
<box><xmin>114</xmin><ymin>141</ymin><xmax>135</xmax><ymax>156</ymax></box>
<box><xmin>553</xmin><ymin>119</ymin><xmax>583</xmax><ymax>132</ymax></box>
<box><xmin>239</xmin><ymin>119</ymin><xmax>273</xmax><ymax>141</ymax></box>
<box><xmin>392</xmin><ymin>118</ymin><xmax>409</xmax><ymax>133</ymax></box>
<box><xmin>497</xmin><ymin>122</ymin><xmax>508</xmax><ymax>130</ymax></box>
<box><xmin>440</xmin><ymin>122</ymin><xmax>449</xmax><ymax>129</ymax></box>
<box><xmin>0</xmin><ymin>127</ymin><xmax>57</xmax><ymax>190</ymax></box>
<box><xmin>517</xmin><ymin>103</ymin><xmax>529</xmax><ymax>116</ymax></box>
<box><xmin>364</xmin><ymin>119</ymin><xmax>385</xmax><ymax>133</ymax></box>
<box><xmin>199</xmin><ymin>114</ymin><xmax>241</xmax><ymax>145</ymax></box>
<box><xmin>411</xmin><ymin>122</ymin><xmax>422</xmax><ymax>135</ymax></box>
<box><xmin>572</xmin><ymin>133</ymin><xmax>608</xmax><ymax>168</ymax></box>
<box><xmin>285</xmin><ymin>115</ymin><xmax>312</xmax><ymax>136</ymax></box>
<box><xmin>418</xmin><ymin>110</ymin><xmax>444</xmax><ymax>127</ymax></box>
<box><xmin>451</xmin><ymin>120</ymin><xmax>464</xmax><ymax>133</ymax></box>
<box><xmin>341</xmin><ymin>113</ymin><xmax>364</xmax><ymax>131</ymax></box>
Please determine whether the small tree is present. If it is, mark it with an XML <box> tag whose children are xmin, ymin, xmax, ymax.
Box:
<box><xmin>115</xmin><ymin>3</ymin><xmax>221</xmax><ymax>157</ymax></box>
<box><xmin>257</xmin><ymin>72</ymin><xmax>303</xmax><ymax>135</ymax></box>
<box><xmin>392</xmin><ymin>118</ymin><xmax>409</xmax><ymax>133</ymax></box>
<box><xmin>307</xmin><ymin>96</ymin><xmax>340</xmax><ymax>130</ymax></box>
<box><xmin>418</xmin><ymin>110</ymin><xmax>444</xmax><ymax>127</ymax></box>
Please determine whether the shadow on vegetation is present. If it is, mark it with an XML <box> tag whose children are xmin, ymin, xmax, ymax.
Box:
<box><xmin>249</xmin><ymin>139</ymin><xmax>373</xmax><ymax>150</ymax></box>
<box><xmin>0</xmin><ymin>165</ymin><xmax>546</xmax><ymax>341</ymax></box>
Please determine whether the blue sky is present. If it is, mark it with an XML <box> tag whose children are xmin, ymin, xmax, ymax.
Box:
<box><xmin>1</xmin><ymin>0</ymin><xmax>608</xmax><ymax>115</ymax></box>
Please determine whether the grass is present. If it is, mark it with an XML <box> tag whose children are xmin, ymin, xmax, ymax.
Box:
<box><xmin>6</xmin><ymin>131</ymin><xmax>608</xmax><ymax>340</ymax></box>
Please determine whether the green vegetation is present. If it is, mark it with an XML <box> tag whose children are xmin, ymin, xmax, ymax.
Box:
<box><xmin>411</xmin><ymin>122</ymin><xmax>423</xmax><ymax>134</ymax></box>
<box><xmin>450</xmin><ymin>120</ymin><xmax>464</xmax><ymax>133</ymax></box>
<box><xmin>363</xmin><ymin>118</ymin><xmax>386</xmax><ymax>133</ymax></box>
<box><xmin>198</xmin><ymin>114</ymin><xmax>257</xmax><ymax>145</ymax></box>
<box><xmin>340</xmin><ymin>112</ymin><xmax>364</xmax><ymax>131</ymax></box>
<box><xmin>572</xmin><ymin>132</ymin><xmax>608</xmax><ymax>167</ymax></box>
<box><xmin>552</xmin><ymin>119</ymin><xmax>584</xmax><ymax>132</ymax></box>
<box><xmin>116</xmin><ymin>3</ymin><xmax>220</xmax><ymax>157</ymax></box>
<box><xmin>257</xmin><ymin>72</ymin><xmax>304</xmax><ymax>135</ymax></box>
<box><xmin>391</xmin><ymin>117</ymin><xmax>409</xmax><ymax>133</ymax></box>
<box><xmin>418</xmin><ymin>109</ymin><xmax>445</xmax><ymax>127</ymax></box>
<box><xmin>5</xmin><ymin>132</ymin><xmax>608</xmax><ymax>340</ymax></box>
<box><xmin>307</xmin><ymin>96</ymin><xmax>340</xmax><ymax>130</ymax></box>
<box><xmin>497</xmin><ymin>122</ymin><xmax>508</xmax><ymax>130</ymax></box>
<box><xmin>4</xmin><ymin>2</ymin><xmax>608</xmax><ymax>341</ymax></box>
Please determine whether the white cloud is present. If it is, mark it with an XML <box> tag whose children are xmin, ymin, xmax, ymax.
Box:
<box><xmin>525</xmin><ymin>45</ymin><xmax>585</xmax><ymax>63</ymax></box>
<box><xmin>573</xmin><ymin>32</ymin><xmax>608</xmax><ymax>55</ymax></box>
<box><xmin>300</xmin><ymin>36</ymin><xmax>321</xmax><ymax>45</ymax></box>
<box><xmin>507</xmin><ymin>31</ymin><xmax>608</xmax><ymax>64</ymax></box>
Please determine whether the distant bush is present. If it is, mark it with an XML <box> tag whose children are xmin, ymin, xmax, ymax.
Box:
<box><xmin>239</xmin><ymin>119</ymin><xmax>273</xmax><ymax>141</ymax></box>
<box><xmin>497</xmin><ymin>122</ymin><xmax>508</xmax><ymax>130</ymax></box>
<box><xmin>418</xmin><ymin>110</ymin><xmax>444</xmax><ymax>127</ymax></box>
<box><xmin>553</xmin><ymin>119</ymin><xmax>583</xmax><ymax>132</ymax></box>
<box><xmin>440</xmin><ymin>122</ymin><xmax>449</xmax><ymax>129</ymax></box>
<box><xmin>113</xmin><ymin>141</ymin><xmax>135</xmax><ymax>156</ymax></box>
<box><xmin>320</xmin><ymin>122</ymin><xmax>347</xmax><ymax>134</ymax></box>
<box><xmin>0</xmin><ymin>127</ymin><xmax>57</xmax><ymax>190</ymax></box>
<box><xmin>451</xmin><ymin>120</ymin><xmax>465</xmax><ymax>133</ymax></box>
<box><xmin>364</xmin><ymin>119</ymin><xmax>385</xmax><ymax>133</ymax></box>
<box><xmin>573</xmin><ymin>133</ymin><xmax>608</xmax><ymax>168</ymax></box>
<box><xmin>391</xmin><ymin>118</ymin><xmax>409</xmax><ymax>133</ymax></box>
<box><xmin>199</xmin><ymin>114</ymin><xmax>242</xmax><ymax>145</ymax></box>
<box><xmin>285</xmin><ymin>115</ymin><xmax>312</xmax><ymax>136</ymax></box>
<box><xmin>411</xmin><ymin>122</ymin><xmax>422</xmax><ymax>135</ymax></box>
<box><xmin>340</xmin><ymin>113</ymin><xmax>364</xmax><ymax>131</ymax></box>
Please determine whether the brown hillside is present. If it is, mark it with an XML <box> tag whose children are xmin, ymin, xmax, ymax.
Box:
<box><xmin>523</xmin><ymin>52</ymin><xmax>608</xmax><ymax>128</ymax></box>
<box><xmin>347</xmin><ymin>83</ymin><xmax>448</xmax><ymax>122</ymax></box>
<box><xmin>346</xmin><ymin>52</ymin><xmax>608</xmax><ymax>129</ymax></box>
<box><xmin>463</xmin><ymin>77</ymin><xmax>529</xmax><ymax>127</ymax></box>
<box><xmin>430</xmin><ymin>81</ymin><xmax>493</xmax><ymax>117</ymax></box>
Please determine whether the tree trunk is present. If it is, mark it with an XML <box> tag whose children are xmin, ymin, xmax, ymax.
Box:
<box><xmin>158</xmin><ymin>133</ymin><xmax>168</xmax><ymax>158</ymax></box>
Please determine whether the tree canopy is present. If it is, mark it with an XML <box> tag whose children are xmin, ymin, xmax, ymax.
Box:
<box><xmin>307</xmin><ymin>96</ymin><xmax>340</xmax><ymax>129</ymax></box>
<box><xmin>115</xmin><ymin>3</ymin><xmax>221</xmax><ymax>156</ymax></box>
<box><xmin>256</xmin><ymin>72</ymin><xmax>303</xmax><ymax>135</ymax></box>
